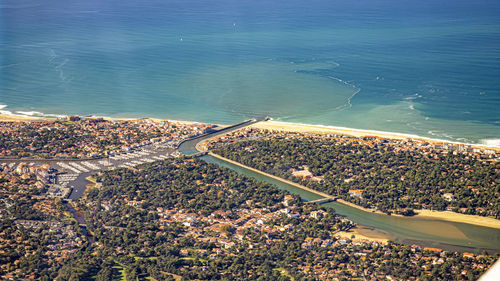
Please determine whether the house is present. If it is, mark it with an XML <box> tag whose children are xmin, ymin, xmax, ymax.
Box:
<box><xmin>349</xmin><ymin>189</ymin><xmax>363</xmax><ymax>198</ymax></box>
<box><xmin>463</xmin><ymin>252</ymin><xmax>474</xmax><ymax>259</ymax></box>
<box><xmin>442</xmin><ymin>193</ymin><xmax>455</xmax><ymax>202</ymax></box>
<box><xmin>292</xmin><ymin>169</ymin><xmax>313</xmax><ymax>179</ymax></box>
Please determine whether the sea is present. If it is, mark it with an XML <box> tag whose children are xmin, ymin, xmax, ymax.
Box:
<box><xmin>1</xmin><ymin>0</ymin><xmax>499</xmax><ymax>146</ymax></box>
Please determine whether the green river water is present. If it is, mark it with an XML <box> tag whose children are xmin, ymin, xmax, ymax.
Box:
<box><xmin>177</xmin><ymin>124</ymin><xmax>500</xmax><ymax>253</ymax></box>
<box><xmin>201</xmin><ymin>155</ymin><xmax>500</xmax><ymax>253</ymax></box>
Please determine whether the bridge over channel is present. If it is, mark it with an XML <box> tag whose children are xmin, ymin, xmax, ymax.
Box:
<box><xmin>306</xmin><ymin>197</ymin><xmax>337</xmax><ymax>204</ymax></box>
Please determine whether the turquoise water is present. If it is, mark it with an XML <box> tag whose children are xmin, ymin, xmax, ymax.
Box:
<box><xmin>1</xmin><ymin>0</ymin><xmax>500</xmax><ymax>144</ymax></box>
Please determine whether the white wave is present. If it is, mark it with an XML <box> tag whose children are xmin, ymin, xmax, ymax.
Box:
<box><xmin>262</xmin><ymin>120</ymin><xmax>500</xmax><ymax>149</ymax></box>
<box><xmin>409</xmin><ymin>105</ymin><xmax>415</xmax><ymax>110</ymax></box>
<box><xmin>15</xmin><ymin>111</ymin><xmax>66</xmax><ymax>118</ymax></box>
<box><xmin>480</xmin><ymin>139</ymin><xmax>500</xmax><ymax>148</ymax></box>
<box><xmin>16</xmin><ymin>111</ymin><xmax>44</xmax><ymax>116</ymax></box>
<box><xmin>0</xmin><ymin>63</ymin><xmax>22</xmax><ymax>70</ymax></box>
<box><xmin>0</xmin><ymin>104</ymin><xmax>12</xmax><ymax>115</ymax></box>
<box><xmin>56</xmin><ymin>58</ymin><xmax>68</xmax><ymax>69</ymax></box>
<box><xmin>427</xmin><ymin>130</ymin><xmax>438</xmax><ymax>136</ymax></box>
<box><xmin>327</xmin><ymin>76</ymin><xmax>357</xmax><ymax>88</ymax></box>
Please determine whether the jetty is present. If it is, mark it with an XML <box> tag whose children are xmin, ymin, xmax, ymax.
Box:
<box><xmin>178</xmin><ymin>118</ymin><xmax>263</xmax><ymax>156</ymax></box>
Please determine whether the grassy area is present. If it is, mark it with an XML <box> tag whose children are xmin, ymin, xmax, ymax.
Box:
<box><xmin>85</xmin><ymin>176</ymin><xmax>97</xmax><ymax>183</ymax></box>
<box><xmin>131</xmin><ymin>254</ymin><xmax>158</xmax><ymax>261</ymax></box>
<box><xmin>181</xmin><ymin>256</ymin><xmax>209</xmax><ymax>265</ymax></box>
<box><xmin>112</xmin><ymin>262</ymin><xmax>127</xmax><ymax>281</ymax></box>
<box><xmin>273</xmin><ymin>268</ymin><xmax>295</xmax><ymax>281</ymax></box>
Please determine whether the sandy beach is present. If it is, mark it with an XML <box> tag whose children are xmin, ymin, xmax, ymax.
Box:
<box><xmin>250</xmin><ymin>120</ymin><xmax>500</xmax><ymax>152</ymax></box>
<box><xmin>0</xmin><ymin>113</ymin><xmax>53</xmax><ymax>122</ymax></box>
<box><xmin>337</xmin><ymin>198</ymin><xmax>500</xmax><ymax>230</ymax></box>
<box><xmin>335</xmin><ymin>225</ymin><xmax>391</xmax><ymax>244</ymax></box>
<box><xmin>414</xmin><ymin>210</ymin><xmax>500</xmax><ymax>230</ymax></box>
<box><xmin>0</xmin><ymin>113</ymin><xmax>202</xmax><ymax>126</ymax></box>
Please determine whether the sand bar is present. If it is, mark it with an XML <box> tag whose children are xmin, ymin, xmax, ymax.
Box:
<box><xmin>335</xmin><ymin>226</ymin><xmax>391</xmax><ymax>244</ymax></box>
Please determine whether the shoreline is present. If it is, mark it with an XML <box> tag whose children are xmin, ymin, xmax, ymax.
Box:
<box><xmin>0</xmin><ymin>112</ymin><xmax>498</xmax><ymax>151</ymax></box>
<box><xmin>335</xmin><ymin>225</ymin><xmax>391</xmax><ymax>244</ymax></box>
<box><xmin>2</xmin><ymin>113</ymin><xmax>500</xmax><ymax>228</ymax></box>
<box><xmin>337</xmin><ymin>198</ymin><xmax>500</xmax><ymax>230</ymax></box>
<box><xmin>250</xmin><ymin>120</ymin><xmax>500</xmax><ymax>152</ymax></box>
<box><xmin>0</xmin><ymin>113</ymin><xmax>203</xmax><ymax>126</ymax></box>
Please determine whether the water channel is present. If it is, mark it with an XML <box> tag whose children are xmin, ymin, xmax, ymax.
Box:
<box><xmin>177</xmin><ymin>123</ymin><xmax>500</xmax><ymax>254</ymax></box>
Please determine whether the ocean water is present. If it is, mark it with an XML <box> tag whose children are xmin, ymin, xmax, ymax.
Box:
<box><xmin>1</xmin><ymin>0</ymin><xmax>499</xmax><ymax>145</ymax></box>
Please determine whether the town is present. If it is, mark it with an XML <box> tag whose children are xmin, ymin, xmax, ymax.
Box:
<box><xmin>0</xmin><ymin>118</ymin><xmax>498</xmax><ymax>280</ymax></box>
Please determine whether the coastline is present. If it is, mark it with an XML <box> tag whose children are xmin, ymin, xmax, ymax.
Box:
<box><xmin>1</xmin><ymin>111</ymin><xmax>498</xmax><ymax>151</ymax></box>
<box><xmin>0</xmin><ymin>113</ymin><xmax>52</xmax><ymax>122</ymax></box>
<box><xmin>250</xmin><ymin>120</ymin><xmax>500</xmax><ymax>152</ymax></box>
<box><xmin>0</xmin><ymin>113</ymin><xmax>202</xmax><ymax>126</ymax></box>
<box><xmin>2</xmin><ymin>113</ymin><xmax>499</xmax><ymax>229</ymax></box>
<box><xmin>197</xmin><ymin>121</ymin><xmax>500</xmax><ymax>229</ymax></box>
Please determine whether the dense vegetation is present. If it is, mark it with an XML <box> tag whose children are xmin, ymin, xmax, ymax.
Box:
<box><xmin>2</xmin><ymin>157</ymin><xmax>497</xmax><ymax>280</ymax></box>
<box><xmin>214</xmin><ymin>137</ymin><xmax>500</xmax><ymax>217</ymax></box>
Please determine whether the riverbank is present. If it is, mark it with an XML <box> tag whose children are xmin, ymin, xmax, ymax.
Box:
<box><xmin>207</xmin><ymin>152</ymin><xmax>333</xmax><ymax>199</ymax></box>
<box><xmin>206</xmin><ymin>151</ymin><xmax>500</xmax><ymax>230</ymax></box>
<box><xmin>337</xmin><ymin>198</ymin><xmax>500</xmax><ymax>230</ymax></box>
<box><xmin>250</xmin><ymin>120</ymin><xmax>500</xmax><ymax>152</ymax></box>
<box><xmin>205</xmin><ymin>152</ymin><xmax>393</xmax><ymax>244</ymax></box>
<box><xmin>335</xmin><ymin>225</ymin><xmax>391</xmax><ymax>244</ymax></box>
<box><xmin>415</xmin><ymin>210</ymin><xmax>500</xmax><ymax>230</ymax></box>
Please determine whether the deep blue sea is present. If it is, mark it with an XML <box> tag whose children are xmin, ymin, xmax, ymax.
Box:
<box><xmin>1</xmin><ymin>0</ymin><xmax>499</xmax><ymax>145</ymax></box>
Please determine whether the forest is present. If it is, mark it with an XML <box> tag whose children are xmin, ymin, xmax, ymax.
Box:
<box><xmin>213</xmin><ymin>137</ymin><xmax>499</xmax><ymax>217</ymax></box>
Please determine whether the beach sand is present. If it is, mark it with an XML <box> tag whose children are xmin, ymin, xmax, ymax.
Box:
<box><xmin>414</xmin><ymin>210</ymin><xmax>500</xmax><ymax>230</ymax></box>
<box><xmin>0</xmin><ymin>113</ymin><xmax>202</xmax><ymax>126</ymax></box>
<box><xmin>0</xmin><ymin>113</ymin><xmax>52</xmax><ymax>122</ymax></box>
<box><xmin>250</xmin><ymin>120</ymin><xmax>500</xmax><ymax>152</ymax></box>
<box><xmin>336</xmin><ymin>226</ymin><xmax>391</xmax><ymax>244</ymax></box>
